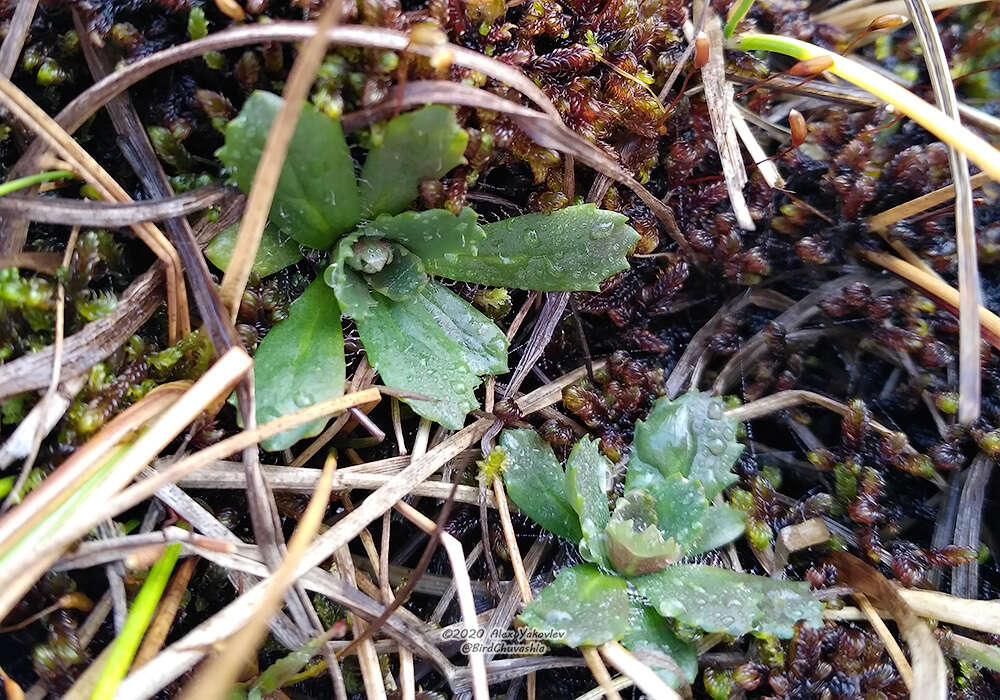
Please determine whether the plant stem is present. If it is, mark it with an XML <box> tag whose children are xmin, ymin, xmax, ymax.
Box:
<box><xmin>735</xmin><ymin>34</ymin><xmax>1000</xmax><ymax>182</ymax></box>
<box><xmin>90</xmin><ymin>543</ymin><xmax>182</xmax><ymax>699</ymax></box>
<box><xmin>724</xmin><ymin>0</ymin><xmax>756</xmax><ymax>38</ymax></box>
<box><xmin>0</xmin><ymin>170</ymin><xmax>75</xmax><ymax>197</ymax></box>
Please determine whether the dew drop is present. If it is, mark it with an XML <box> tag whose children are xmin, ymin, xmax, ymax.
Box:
<box><xmin>706</xmin><ymin>438</ymin><xmax>726</xmax><ymax>456</ymax></box>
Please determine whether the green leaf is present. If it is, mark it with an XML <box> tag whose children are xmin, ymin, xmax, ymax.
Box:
<box><xmin>623</xmin><ymin>602</ymin><xmax>697</xmax><ymax>689</ymax></box>
<box><xmin>415</xmin><ymin>280</ymin><xmax>507</xmax><ymax>376</ymax></box>
<box><xmin>359</xmin><ymin>105</ymin><xmax>468</xmax><ymax>216</ymax></box>
<box><xmin>565</xmin><ymin>437</ymin><xmax>612</xmax><ymax>566</ymax></box>
<box><xmin>646</xmin><ymin>474</ymin><xmax>708</xmax><ymax>554</ymax></box>
<box><xmin>253</xmin><ymin>279</ymin><xmax>346</xmax><ymax>451</ymax></box>
<box><xmin>205</xmin><ymin>221</ymin><xmax>302</xmax><ymax>278</ymax></box>
<box><xmin>218</xmin><ymin>91</ymin><xmax>361</xmax><ymax>249</ymax></box>
<box><xmin>627</xmin><ymin>392</ymin><xmax>743</xmax><ymax>500</ymax></box>
<box><xmin>499</xmin><ymin>429</ymin><xmax>582</xmax><ymax>543</ymax></box>
<box><xmin>422</xmin><ymin>204</ymin><xmax>640</xmax><ymax>291</ymax></box>
<box><xmin>688</xmin><ymin>503</ymin><xmax>745</xmax><ymax>557</ymax></box>
<box><xmin>605</xmin><ymin>490</ymin><xmax>683</xmax><ymax>576</ymax></box>
<box><xmin>353</xmin><ymin>281</ymin><xmax>505</xmax><ymax>428</ymax></box>
<box><xmin>364</xmin><ymin>244</ymin><xmax>427</xmax><ymax>301</ymax></box>
<box><xmin>518</xmin><ymin>564</ymin><xmax>629</xmax><ymax>647</ymax></box>
<box><xmin>360</xmin><ymin>207</ymin><xmax>485</xmax><ymax>262</ymax></box>
<box><xmin>631</xmin><ymin>564</ymin><xmax>824</xmax><ymax>638</ymax></box>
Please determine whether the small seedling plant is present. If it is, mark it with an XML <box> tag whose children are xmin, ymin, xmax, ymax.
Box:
<box><xmin>209</xmin><ymin>92</ymin><xmax>639</xmax><ymax>449</ymax></box>
<box><xmin>493</xmin><ymin>391</ymin><xmax>823</xmax><ymax>687</ymax></box>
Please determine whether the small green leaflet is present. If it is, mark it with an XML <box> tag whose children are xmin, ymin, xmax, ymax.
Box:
<box><xmin>359</xmin><ymin>105</ymin><xmax>468</xmax><ymax>217</ymax></box>
<box><xmin>627</xmin><ymin>392</ymin><xmax>742</xmax><ymax>500</ymax></box>
<box><xmin>423</xmin><ymin>204</ymin><xmax>640</xmax><ymax>291</ymax></box>
<box><xmin>499</xmin><ymin>429</ymin><xmax>582</xmax><ymax>543</ymax></box>
<box><xmin>631</xmin><ymin>564</ymin><xmax>824</xmax><ymax>638</ymax></box>
<box><xmin>359</xmin><ymin>207</ymin><xmax>485</xmax><ymax>261</ymax></box>
<box><xmin>519</xmin><ymin>564</ymin><xmax>630</xmax><ymax>647</ymax></box>
<box><xmin>565</xmin><ymin>437</ymin><xmax>612</xmax><ymax>566</ymax></box>
<box><xmin>218</xmin><ymin>91</ymin><xmax>361</xmax><ymax>249</ymax></box>
<box><xmin>353</xmin><ymin>281</ymin><xmax>507</xmax><ymax>429</ymax></box>
<box><xmin>622</xmin><ymin>602</ymin><xmax>697</xmax><ymax>689</ymax></box>
<box><xmin>252</xmin><ymin>279</ymin><xmax>345</xmax><ymax>451</ymax></box>
<box><xmin>605</xmin><ymin>490</ymin><xmax>682</xmax><ymax>576</ymax></box>
<box><xmin>205</xmin><ymin>221</ymin><xmax>301</xmax><ymax>278</ymax></box>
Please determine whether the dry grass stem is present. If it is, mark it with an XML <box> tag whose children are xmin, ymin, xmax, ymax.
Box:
<box><xmin>394</xmin><ymin>500</ymin><xmax>489</xmax><ymax>700</ymax></box>
<box><xmin>218</xmin><ymin>0</ymin><xmax>344</xmax><ymax>319</ymax></box>
<box><xmin>701</xmin><ymin>15</ymin><xmax>755</xmax><ymax>230</ymax></box>
<box><xmin>599</xmin><ymin>640</ymin><xmax>682</xmax><ymax>700</ymax></box>
<box><xmin>133</xmin><ymin>556</ymin><xmax>198</xmax><ymax>668</ymax></box>
<box><xmin>861</xmin><ymin>249</ymin><xmax>1000</xmax><ymax>350</ymax></box>
<box><xmin>855</xmin><ymin>593</ymin><xmax>915</xmax><ymax>691</ymax></box>
<box><xmin>901</xmin><ymin>0</ymin><xmax>980</xmax><ymax>424</ymax></box>
<box><xmin>582</xmin><ymin>647</ymin><xmax>623</xmax><ymax>700</ymax></box>
<box><xmin>867</xmin><ymin>171</ymin><xmax>992</xmax><ymax>231</ymax></box>
<box><xmin>179</xmin><ymin>454</ymin><xmax>338</xmax><ymax>700</ymax></box>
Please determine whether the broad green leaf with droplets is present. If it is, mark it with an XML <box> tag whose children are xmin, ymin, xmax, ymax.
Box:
<box><xmin>217</xmin><ymin>91</ymin><xmax>361</xmax><ymax>249</ymax></box>
<box><xmin>605</xmin><ymin>490</ymin><xmax>682</xmax><ymax>576</ymax></box>
<box><xmin>519</xmin><ymin>564</ymin><xmax>629</xmax><ymax>647</ymax></box>
<box><xmin>565</xmin><ymin>437</ymin><xmax>612</xmax><ymax>566</ymax></box>
<box><xmin>359</xmin><ymin>105</ymin><xmax>468</xmax><ymax>216</ymax></box>
<box><xmin>359</xmin><ymin>207</ymin><xmax>485</xmax><ymax>262</ymax></box>
<box><xmin>646</xmin><ymin>474</ymin><xmax>708</xmax><ymax>554</ymax></box>
<box><xmin>415</xmin><ymin>280</ymin><xmax>507</xmax><ymax>376</ymax></box>
<box><xmin>253</xmin><ymin>279</ymin><xmax>345</xmax><ymax>451</ymax></box>
<box><xmin>687</xmin><ymin>503</ymin><xmax>745</xmax><ymax>556</ymax></box>
<box><xmin>354</xmin><ymin>281</ymin><xmax>506</xmax><ymax>428</ymax></box>
<box><xmin>622</xmin><ymin>602</ymin><xmax>697</xmax><ymax>689</ymax></box>
<box><xmin>421</xmin><ymin>204</ymin><xmax>640</xmax><ymax>291</ymax></box>
<box><xmin>626</xmin><ymin>392</ymin><xmax>743</xmax><ymax>499</ymax></box>
<box><xmin>205</xmin><ymin>221</ymin><xmax>301</xmax><ymax>278</ymax></box>
<box><xmin>630</xmin><ymin>564</ymin><xmax>823</xmax><ymax>638</ymax></box>
<box><xmin>500</xmin><ymin>429</ymin><xmax>582</xmax><ymax>543</ymax></box>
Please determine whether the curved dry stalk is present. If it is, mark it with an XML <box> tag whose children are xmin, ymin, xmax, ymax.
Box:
<box><xmin>0</xmin><ymin>74</ymin><xmax>189</xmax><ymax>342</ymax></box>
<box><xmin>0</xmin><ymin>184</ymin><xmax>231</xmax><ymax>226</ymax></box>
<box><xmin>726</xmin><ymin>389</ymin><xmax>906</xmax><ymax>440</ymax></box>
<box><xmin>901</xmin><ymin>0</ymin><xmax>980</xmax><ymax>425</ymax></box>
<box><xmin>815</xmin><ymin>0</ymin><xmax>983</xmax><ymax>31</ymax></box>
<box><xmin>831</xmin><ymin>552</ymin><xmax>947</xmax><ymax>700</ymax></box>
<box><xmin>218</xmin><ymin>0</ymin><xmax>345</xmax><ymax>320</ymax></box>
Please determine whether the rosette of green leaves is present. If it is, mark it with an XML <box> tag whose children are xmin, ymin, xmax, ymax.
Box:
<box><xmin>214</xmin><ymin>92</ymin><xmax>640</xmax><ymax>444</ymax></box>
<box><xmin>500</xmin><ymin>392</ymin><xmax>823</xmax><ymax>676</ymax></box>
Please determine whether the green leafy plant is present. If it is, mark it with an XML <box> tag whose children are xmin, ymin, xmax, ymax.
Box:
<box><xmin>214</xmin><ymin>92</ymin><xmax>639</xmax><ymax>448</ymax></box>
<box><xmin>497</xmin><ymin>391</ymin><xmax>824</xmax><ymax>687</ymax></box>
